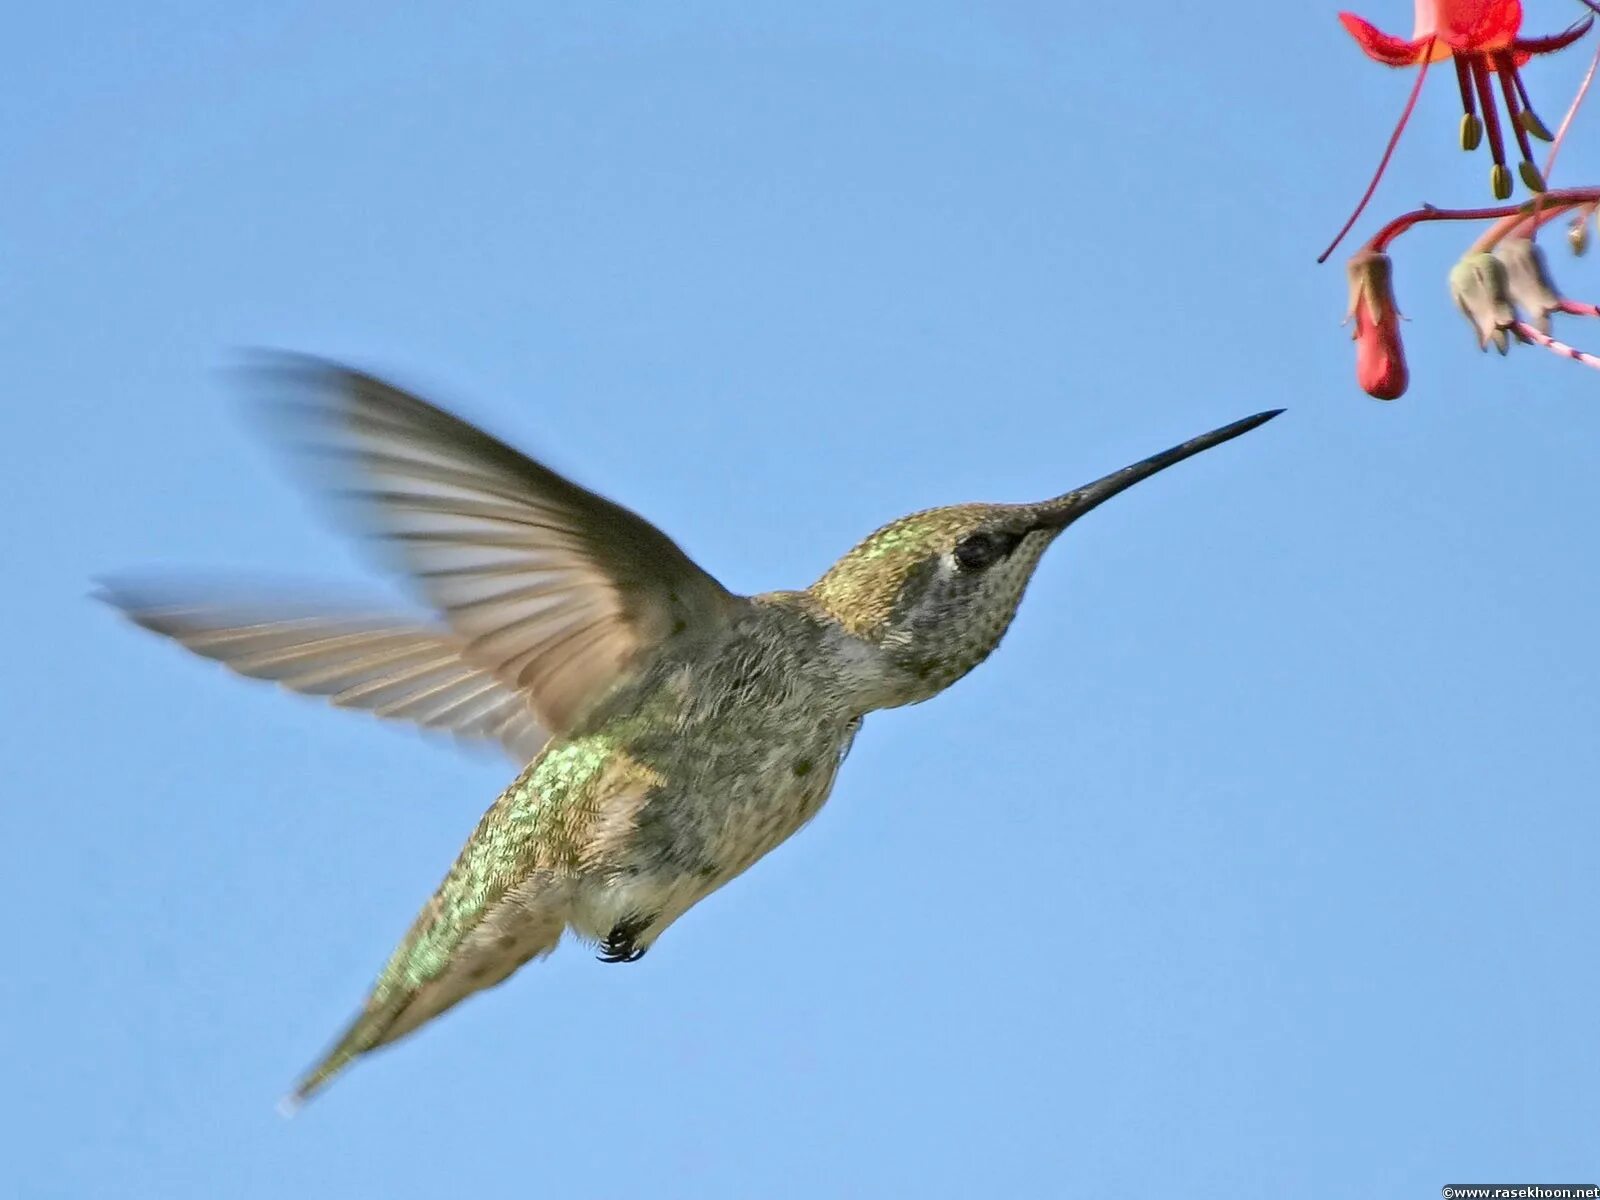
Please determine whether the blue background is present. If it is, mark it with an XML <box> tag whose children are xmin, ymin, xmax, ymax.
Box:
<box><xmin>8</xmin><ymin>3</ymin><xmax>1599</xmax><ymax>1195</ymax></box>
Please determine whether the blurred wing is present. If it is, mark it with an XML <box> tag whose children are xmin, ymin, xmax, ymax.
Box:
<box><xmin>101</xmin><ymin>586</ymin><xmax>548</xmax><ymax>762</ymax></box>
<box><xmin>258</xmin><ymin>358</ymin><xmax>737</xmax><ymax>734</ymax></box>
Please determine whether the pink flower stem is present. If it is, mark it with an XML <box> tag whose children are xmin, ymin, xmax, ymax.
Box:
<box><xmin>1543</xmin><ymin>37</ymin><xmax>1600</xmax><ymax>181</ymax></box>
<box><xmin>1515</xmin><ymin>321</ymin><xmax>1600</xmax><ymax>371</ymax></box>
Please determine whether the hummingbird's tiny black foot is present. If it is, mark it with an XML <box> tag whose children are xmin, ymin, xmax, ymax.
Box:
<box><xmin>597</xmin><ymin>916</ymin><xmax>652</xmax><ymax>963</ymax></box>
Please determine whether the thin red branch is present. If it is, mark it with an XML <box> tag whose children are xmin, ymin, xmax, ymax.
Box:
<box><xmin>1362</xmin><ymin>187</ymin><xmax>1600</xmax><ymax>254</ymax></box>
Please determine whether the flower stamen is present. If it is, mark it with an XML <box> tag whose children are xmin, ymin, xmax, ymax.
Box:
<box><xmin>1470</xmin><ymin>58</ymin><xmax>1513</xmax><ymax>199</ymax></box>
<box><xmin>1493</xmin><ymin>53</ymin><xmax>1547</xmax><ymax>192</ymax></box>
<box><xmin>1511</xmin><ymin>71</ymin><xmax>1554</xmax><ymax>141</ymax></box>
<box><xmin>1456</xmin><ymin>56</ymin><xmax>1484</xmax><ymax>149</ymax></box>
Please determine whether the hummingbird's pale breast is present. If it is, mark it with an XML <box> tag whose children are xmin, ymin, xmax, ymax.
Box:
<box><xmin>566</xmin><ymin>595</ymin><xmax>871</xmax><ymax>946</ymax></box>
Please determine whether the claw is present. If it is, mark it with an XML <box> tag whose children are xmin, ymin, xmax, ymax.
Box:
<box><xmin>597</xmin><ymin>915</ymin><xmax>652</xmax><ymax>963</ymax></box>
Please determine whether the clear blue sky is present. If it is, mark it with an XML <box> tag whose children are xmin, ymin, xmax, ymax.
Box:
<box><xmin>9</xmin><ymin>3</ymin><xmax>1600</xmax><ymax>1196</ymax></box>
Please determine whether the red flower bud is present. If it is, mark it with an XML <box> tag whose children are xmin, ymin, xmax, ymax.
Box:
<box><xmin>1347</xmin><ymin>250</ymin><xmax>1409</xmax><ymax>400</ymax></box>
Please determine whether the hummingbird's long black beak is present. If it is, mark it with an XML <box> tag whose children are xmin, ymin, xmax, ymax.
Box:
<box><xmin>1031</xmin><ymin>409</ymin><xmax>1284</xmax><ymax>531</ymax></box>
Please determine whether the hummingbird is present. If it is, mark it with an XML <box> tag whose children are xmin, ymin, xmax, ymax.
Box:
<box><xmin>102</xmin><ymin>358</ymin><xmax>1280</xmax><ymax>1107</ymax></box>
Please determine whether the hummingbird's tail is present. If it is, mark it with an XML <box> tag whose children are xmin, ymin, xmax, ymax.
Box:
<box><xmin>279</xmin><ymin>866</ymin><xmax>573</xmax><ymax>1112</ymax></box>
<box><xmin>280</xmin><ymin>1005</ymin><xmax>394</xmax><ymax>1115</ymax></box>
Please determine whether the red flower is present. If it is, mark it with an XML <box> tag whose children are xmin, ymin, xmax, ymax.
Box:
<box><xmin>1340</xmin><ymin>2</ymin><xmax>1593</xmax><ymax>199</ymax></box>
<box><xmin>1348</xmin><ymin>250</ymin><xmax>1410</xmax><ymax>399</ymax></box>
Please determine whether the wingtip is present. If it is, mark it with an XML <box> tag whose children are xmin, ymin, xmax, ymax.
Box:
<box><xmin>90</xmin><ymin>575</ymin><xmax>146</xmax><ymax>616</ymax></box>
<box><xmin>229</xmin><ymin>347</ymin><xmax>343</xmax><ymax>382</ymax></box>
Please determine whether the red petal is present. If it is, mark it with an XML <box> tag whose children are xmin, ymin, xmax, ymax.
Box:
<box><xmin>1340</xmin><ymin>12</ymin><xmax>1431</xmax><ymax>66</ymax></box>
<box><xmin>1514</xmin><ymin>14</ymin><xmax>1594</xmax><ymax>56</ymax></box>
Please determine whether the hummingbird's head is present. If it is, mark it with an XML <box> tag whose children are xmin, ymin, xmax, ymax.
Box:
<box><xmin>809</xmin><ymin>410</ymin><xmax>1282</xmax><ymax>709</ymax></box>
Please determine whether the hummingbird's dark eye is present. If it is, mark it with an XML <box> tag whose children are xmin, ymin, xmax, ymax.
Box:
<box><xmin>952</xmin><ymin>531</ymin><xmax>1018</xmax><ymax>572</ymax></box>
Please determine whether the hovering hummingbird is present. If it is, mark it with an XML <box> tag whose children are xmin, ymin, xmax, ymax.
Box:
<box><xmin>103</xmin><ymin>359</ymin><xmax>1280</xmax><ymax>1107</ymax></box>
